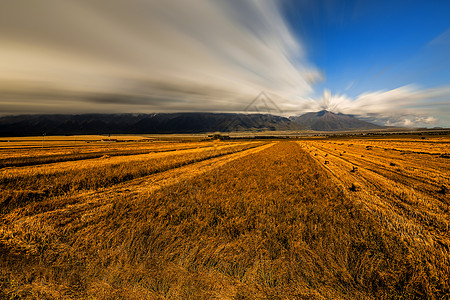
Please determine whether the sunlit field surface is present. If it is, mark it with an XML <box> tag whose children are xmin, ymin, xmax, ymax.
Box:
<box><xmin>0</xmin><ymin>135</ymin><xmax>449</xmax><ymax>299</ymax></box>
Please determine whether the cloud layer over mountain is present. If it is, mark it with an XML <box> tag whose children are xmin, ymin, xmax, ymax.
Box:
<box><xmin>0</xmin><ymin>0</ymin><xmax>321</xmax><ymax>115</ymax></box>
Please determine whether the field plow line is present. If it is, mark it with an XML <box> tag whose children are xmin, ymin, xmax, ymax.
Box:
<box><xmin>4</xmin><ymin>142</ymin><xmax>276</xmax><ymax>222</ymax></box>
<box><xmin>309</xmin><ymin>143</ymin><xmax>448</xmax><ymax>199</ymax></box>
<box><xmin>299</xmin><ymin>142</ymin><xmax>449</xmax><ymax>247</ymax></box>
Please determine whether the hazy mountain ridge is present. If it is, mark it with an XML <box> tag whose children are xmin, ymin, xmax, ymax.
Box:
<box><xmin>0</xmin><ymin>111</ymin><xmax>387</xmax><ymax>136</ymax></box>
<box><xmin>289</xmin><ymin>110</ymin><xmax>383</xmax><ymax>131</ymax></box>
<box><xmin>0</xmin><ymin>113</ymin><xmax>302</xmax><ymax>136</ymax></box>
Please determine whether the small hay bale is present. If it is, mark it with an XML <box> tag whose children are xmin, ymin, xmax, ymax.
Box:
<box><xmin>438</xmin><ymin>185</ymin><xmax>448</xmax><ymax>195</ymax></box>
<box><xmin>350</xmin><ymin>182</ymin><xmax>361</xmax><ymax>192</ymax></box>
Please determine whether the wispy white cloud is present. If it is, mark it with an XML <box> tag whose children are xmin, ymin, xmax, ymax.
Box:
<box><xmin>298</xmin><ymin>85</ymin><xmax>450</xmax><ymax>127</ymax></box>
<box><xmin>0</xmin><ymin>0</ymin><xmax>321</xmax><ymax>115</ymax></box>
<box><xmin>428</xmin><ymin>28</ymin><xmax>450</xmax><ymax>46</ymax></box>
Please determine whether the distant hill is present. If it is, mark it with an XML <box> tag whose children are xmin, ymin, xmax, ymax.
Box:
<box><xmin>290</xmin><ymin>110</ymin><xmax>384</xmax><ymax>131</ymax></box>
<box><xmin>0</xmin><ymin>113</ymin><xmax>303</xmax><ymax>136</ymax></box>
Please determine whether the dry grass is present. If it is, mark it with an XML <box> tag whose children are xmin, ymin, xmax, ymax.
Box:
<box><xmin>0</xmin><ymin>138</ymin><xmax>449</xmax><ymax>299</ymax></box>
<box><xmin>0</xmin><ymin>141</ymin><xmax>262</xmax><ymax>214</ymax></box>
<box><xmin>0</xmin><ymin>139</ymin><xmax>227</xmax><ymax>168</ymax></box>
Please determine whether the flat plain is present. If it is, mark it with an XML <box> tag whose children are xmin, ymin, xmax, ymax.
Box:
<box><xmin>0</xmin><ymin>134</ymin><xmax>449</xmax><ymax>299</ymax></box>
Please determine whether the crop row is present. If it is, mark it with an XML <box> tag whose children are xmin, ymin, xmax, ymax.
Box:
<box><xmin>0</xmin><ymin>142</ymin><xmax>263</xmax><ymax>213</ymax></box>
<box><xmin>0</xmin><ymin>141</ymin><xmax>228</xmax><ymax>168</ymax></box>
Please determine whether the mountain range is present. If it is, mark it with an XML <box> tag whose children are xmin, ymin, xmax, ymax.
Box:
<box><xmin>289</xmin><ymin>110</ymin><xmax>384</xmax><ymax>131</ymax></box>
<box><xmin>0</xmin><ymin>111</ymin><xmax>383</xmax><ymax>136</ymax></box>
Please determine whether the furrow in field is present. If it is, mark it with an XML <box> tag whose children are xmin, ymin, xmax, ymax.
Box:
<box><xmin>0</xmin><ymin>143</ymin><xmax>221</xmax><ymax>168</ymax></box>
<box><xmin>2</xmin><ymin>142</ymin><xmax>276</xmax><ymax>227</ymax></box>
<box><xmin>102</xmin><ymin>142</ymin><xmax>276</xmax><ymax>196</ymax></box>
<box><xmin>300</xmin><ymin>142</ymin><xmax>450</xmax><ymax>248</ymax></box>
<box><xmin>2</xmin><ymin>141</ymin><xmax>449</xmax><ymax>299</ymax></box>
<box><xmin>0</xmin><ymin>142</ymin><xmax>253</xmax><ymax>176</ymax></box>
<box><xmin>326</xmin><ymin>138</ymin><xmax>449</xmax><ymax>155</ymax></box>
<box><xmin>309</xmin><ymin>142</ymin><xmax>449</xmax><ymax>200</ymax></box>
<box><xmin>320</xmin><ymin>140</ymin><xmax>449</xmax><ymax>173</ymax></box>
<box><xmin>0</xmin><ymin>142</ymin><xmax>266</xmax><ymax>214</ymax></box>
<box><xmin>61</xmin><ymin>141</ymin><xmax>276</xmax><ymax>207</ymax></box>
<box><xmin>305</xmin><ymin>145</ymin><xmax>437</xmax><ymax>244</ymax></box>
<box><xmin>307</xmin><ymin>142</ymin><xmax>448</xmax><ymax>212</ymax></box>
<box><xmin>1</xmin><ymin>141</ymin><xmax>375</xmax><ymax>299</ymax></box>
<box><xmin>311</xmin><ymin>141</ymin><xmax>445</xmax><ymax>177</ymax></box>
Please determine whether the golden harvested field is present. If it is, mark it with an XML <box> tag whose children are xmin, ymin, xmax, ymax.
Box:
<box><xmin>0</xmin><ymin>135</ymin><xmax>449</xmax><ymax>299</ymax></box>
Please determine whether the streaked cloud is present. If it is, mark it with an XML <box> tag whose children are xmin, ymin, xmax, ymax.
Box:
<box><xmin>0</xmin><ymin>0</ymin><xmax>321</xmax><ymax>115</ymax></box>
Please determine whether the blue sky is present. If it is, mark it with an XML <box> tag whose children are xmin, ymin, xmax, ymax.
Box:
<box><xmin>283</xmin><ymin>0</ymin><xmax>450</xmax><ymax>98</ymax></box>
